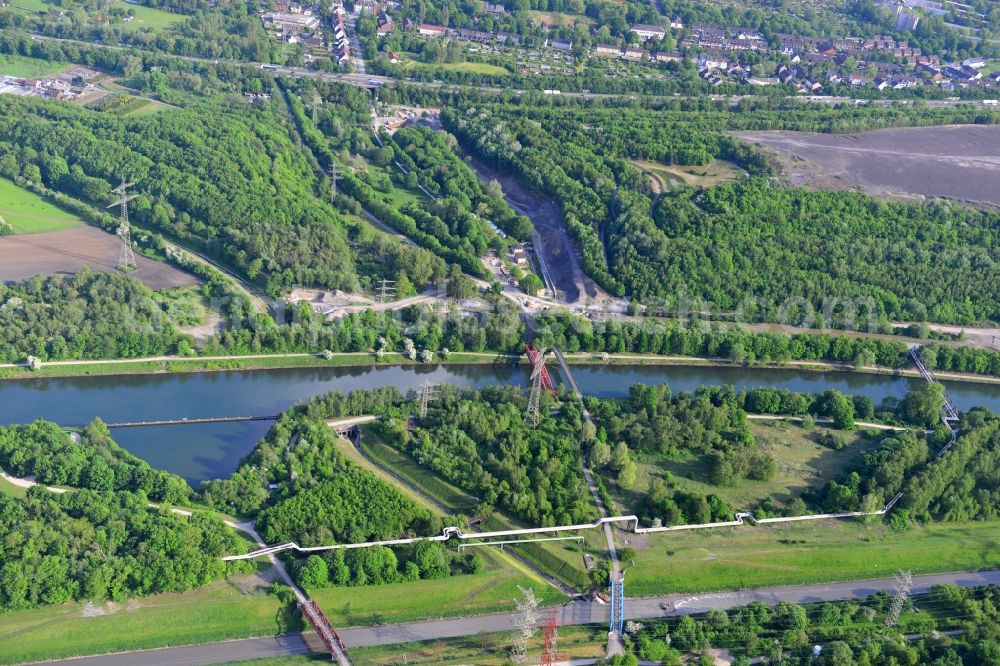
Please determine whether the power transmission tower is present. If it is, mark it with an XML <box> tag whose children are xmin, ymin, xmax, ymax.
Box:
<box><xmin>540</xmin><ymin>610</ymin><xmax>558</xmax><ymax>666</ymax></box>
<box><xmin>108</xmin><ymin>177</ymin><xmax>138</xmax><ymax>272</ymax></box>
<box><xmin>329</xmin><ymin>162</ymin><xmax>339</xmax><ymax>198</ymax></box>
<box><xmin>418</xmin><ymin>380</ymin><xmax>437</xmax><ymax>420</ymax></box>
<box><xmin>511</xmin><ymin>586</ymin><xmax>540</xmax><ymax>664</ymax></box>
<box><xmin>377</xmin><ymin>279</ymin><xmax>396</xmax><ymax>304</ymax></box>
<box><xmin>885</xmin><ymin>569</ymin><xmax>913</xmax><ymax>627</ymax></box>
<box><xmin>526</xmin><ymin>348</ymin><xmax>547</xmax><ymax>428</ymax></box>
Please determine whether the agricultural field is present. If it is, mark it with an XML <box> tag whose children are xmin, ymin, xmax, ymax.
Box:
<box><xmin>0</xmin><ymin>177</ymin><xmax>82</xmax><ymax>234</ymax></box>
<box><xmin>740</xmin><ymin>124</ymin><xmax>1000</xmax><ymax>207</ymax></box>
<box><xmin>0</xmin><ymin>578</ymin><xmax>287</xmax><ymax>665</ymax></box>
<box><xmin>0</xmin><ymin>226</ymin><xmax>197</xmax><ymax>288</ymax></box>
<box><xmin>0</xmin><ymin>53</ymin><xmax>67</xmax><ymax>78</ymax></box>
<box><xmin>625</xmin><ymin>518</ymin><xmax>1000</xmax><ymax>596</ymax></box>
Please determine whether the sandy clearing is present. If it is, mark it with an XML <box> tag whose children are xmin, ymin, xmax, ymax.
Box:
<box><xmin>739</xmin><ymin>124</ymin><xmax>1000</xmax><ymax>207</ymax></box>
<box><xmin>0</xmin><ymin>226</ymin><xmax>197</xmax><ymax>290</ymax></box>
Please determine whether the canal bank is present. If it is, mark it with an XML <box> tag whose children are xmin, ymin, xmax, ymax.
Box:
<box><xmin>2</xmin><ymin>349</ymin><xmax>999</xmax><ymax>387</ymax></box>
<box><xmin>3</xmin><ymin>362</ymin><xmax>1000</xmax><ymax>486</ymax></box>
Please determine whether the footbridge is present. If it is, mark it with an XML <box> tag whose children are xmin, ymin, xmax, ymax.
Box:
<box><xmin>909</xmin><ymin>347</ymin><xmax>961</xmax><ymax>456</ymax></box>
<box><xmin>99</xmin><ymin>415</ymin><xmax>280</xmax><ymax>429</ymax></box>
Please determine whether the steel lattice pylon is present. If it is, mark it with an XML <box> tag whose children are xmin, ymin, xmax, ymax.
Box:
<box><xmin>418</xmin><ymin>380</ymin><xmax>438</xmax><ymax>420</ymax></box>
<box><xmin>108</xmin><ymin>177</ymin><xmax>138</xmax><ymax>272</ymax></box>
<box><xmin>540</xmin><ymin>609</ymin><xmax>558</xmax><ymax>666</ymax></box>
<box><xmin>525</xmin><ymin>344</ymin><xmax>553</xmax><ymax>428</ymax></box>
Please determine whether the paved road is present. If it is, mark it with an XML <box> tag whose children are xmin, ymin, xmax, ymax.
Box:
<box><xmin>36</xmin><ymin>570</ymin><xmax>1000</xmax><ymax>665</ymax></box>
<box><xmin>27</xmin><ymin>34</ymin><xmax>1000</xmax><ymax>108</ymax></box>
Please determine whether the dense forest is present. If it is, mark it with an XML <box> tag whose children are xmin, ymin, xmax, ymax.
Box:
<box><xmin>294</xmin><ymin>541</ymin><xmax>484</xmax><ymax>590</ymax></box>
<box><xmin>201</xmin><ymin>389</ymin><xmax>443</xmax><ymax>550</ymax></box>
<box><xmin>444</xmin><ymin>101</ymin><xmax>1000</xmax><ymax>325</ymax></box>
<box><xmin>0</xmin><ymin>270</ymin><xmax>181</xmax><ymax>363</ymax></box>
<box><xmin>0</xmin><ymin>94</ymin><xmax>358</xmax><ymax>294</ymax></box>
<box><xmin>0</xmin><ymin>487</ymin><xmax>246</xmax><ymax>611</ymax></box>
<box><xmin>642</xmin><ymin>180</ymin><xmax>1000</xmax><ymax>322</ymax></box>
<box><xmin>0</xmin><ymin>419</ymin><xmax>191</xmax><ymax>503</ymax></box>
<box><xmin>374</xmin><ymin>386</ymin><xmax>596</xmax><ymax>526</ymax></box>
<box><xmin>810</xmin><ymin>400</ymin><xmax>1000</xmax><ymax>525</ymax></box>
<box><xmin>3</xmin><ymin>269</ymin><xmax>1000</xmax><ymax>380</ymax></box>
<box><xmin>627</xmin><ymin>583</ymin><xmax>1000</xmax><ymax>665</ymax></box>
<box><xmin>0</xmin><ymin>85</ymin><xmax>448</xmax><ymax>296</ymax></box>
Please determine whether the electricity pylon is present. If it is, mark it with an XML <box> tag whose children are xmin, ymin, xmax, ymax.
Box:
<box><xmin>526</xmin><ymin>349</ymin><xmax>547</xmax><ymax>428</ymax></box>
<box><xmin>377</xmin><ymin>279</ymin><xmax>396</xmax><ymax>304</ymax></box>
<box><xmin>885</xmin><ymin>569</ymin><xmax>913</xmax><ymax>627</ymax></box>
<box><xmin>108</xmin><ymin>177</ymin><xmax>138</xmax><ymax>272</ymax></box>
<box><xmin>418</xmin><ymin>380</ymin><xmax>437</xmax><ymax>420</ymax></box>
<box><xmin>511</xmin><ymin>586</ymin><xmax>539</xmax><ymax>664</ymax></box>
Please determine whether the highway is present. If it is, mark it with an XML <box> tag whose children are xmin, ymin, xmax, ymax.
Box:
<box><xmin>37</xmin><ymin>570</ymin><xmax>1000</xmax><ymax>666</ymax></box>
<box><xmin>26</xmin><ymin>34</ymin><xmax>1000</xmax><ymax>108</ymax></box>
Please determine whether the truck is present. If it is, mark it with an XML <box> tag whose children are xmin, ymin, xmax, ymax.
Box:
<box><xmin>542</xmin><ymin>89</ymin><xmax>561</xmax><ymax>95</ymax></box>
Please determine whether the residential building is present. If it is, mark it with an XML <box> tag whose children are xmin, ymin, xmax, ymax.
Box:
<box><xmin>480</xmin><ymin>2</ymin><xmax>505</xmax><ymax>16</ymax></box>
<box><xmin>418</xmin><ymin>23</ymin><xmax>447</xmax><ymax>37</ymax></box>
<box><xmin>895</xmin><ymin>11</ymin><xmax>920</xmax><ymax>31</ymax></box>
<box><xmin>630</xmin><ymin>23</ymin><xmax>666</xmax><ymax>41</ymax></box>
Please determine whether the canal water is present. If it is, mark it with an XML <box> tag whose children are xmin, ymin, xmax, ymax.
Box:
<box><xmin>3</xmin><ymin>363</ymin><xmax>998</xmax><ymax>485</ymax></box>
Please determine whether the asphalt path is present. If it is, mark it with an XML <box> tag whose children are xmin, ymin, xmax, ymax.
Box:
<box><xmin>36</xmin><ymin>570</ymin><xmax>1000</xmax><ymax>665</ymax></box>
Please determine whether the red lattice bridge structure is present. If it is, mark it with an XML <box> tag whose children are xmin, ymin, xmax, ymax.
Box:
<box><xmin>525</xmin><ymin>343</ymin><xmax>555</xmax><ymax>392</ymax></box>
<box><xmin>299</xmin><ymin>600</ymin><xmax>351</xmax><ymax>664</ymax></box>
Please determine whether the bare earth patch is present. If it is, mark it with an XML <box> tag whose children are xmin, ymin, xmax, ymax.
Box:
<box><xmin>80</xmin><ymin>601</ymin><xmax>122</xmax><ymax>618</ymax></box>
<box><xmin>0</xmin><ymin>227</ymin><xmax>197</xmax><ymax>289</ymax></box>
<box><xmin>740</xmin><ymin>124</ymin><xmax>1000</xmax><ymax>208</ymax></box>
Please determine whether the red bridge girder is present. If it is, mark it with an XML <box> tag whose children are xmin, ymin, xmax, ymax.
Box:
<box><xmin>525</xmin><ymin>343</ymin><xmax>555</xmax><ymax>393</ymax></box>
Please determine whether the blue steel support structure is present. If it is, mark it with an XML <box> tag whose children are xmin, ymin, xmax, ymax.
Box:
<box><xmin>616</xmin><ymin>576</ymin><xmax>625</xmax><ymax>635</ymax></box>
<box><xmin>608</xmin><ymin>578</ymin><xmax>617</xmax><ymax>634</ymax></box>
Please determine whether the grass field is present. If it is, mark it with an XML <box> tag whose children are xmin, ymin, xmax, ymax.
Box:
<box><xmin>395</xmin><ymin>53</ymin><xmax>509</xmax><ymax>77</ymax></box>
<box><xmin>0</xmin><ymin>177</ymin><xmax>83</xmax><ymax>234</ymax></box>
<box><xmin>350</xmin><ymin>625</ymin><xmax>605</xmax><ymax>665</ymax></box>
<box><xmin>308</xmin><ymin>547</ymin><xmax>564</xmax><ymax>627</ymax></box>
<box><xmin>630</xmin><ymin>158</ymin><xmax>745</xmax><ymax>192</ymax></box>
<box><xmin>114</xmin><ymin>0</ymin><xmax>185</xmax><ymax>30</ymax></box>
<box><xmin>0</xmin><ymin>474</ymin><xmax>28</xmax><ymax>498</ymax></box>
<box><xmin>526</xmin><ymin>9</ymin><xmax>594</xmax><ymax>27</ymax></box>
<box><xmin>123</xmin><ymin>98</ymin><xmax>173</xmax><ymax>115</ymax></box>
<box><xmin>0</xmin><ymin>580</ymin><xmax>286</xmax><ymax>665</ymax></box>
<box><xmin>359</xmin><ymin>426</ymin><xmax>478</xmax><ymax>512</ymax></box>
<box><xmin>0</xmin><ymin>53</ymin><xmax>67</xmax><ymax>78</ymax></box>
<box><xmin>426</xmin><ymin>61</ymin><xmax>509</xmax><ymax>75</ymax></box>
<box><xmin>608</xmin><ymin>421</ymin><xmax>871</xmax><ymax>515</ymax></box>
<box><xmin>332</xmin><ymin>433</ymin><xmax>442</xmax><ymax>514</ymax></box>
<box><xmin>627</xmin><ymin>518</ymin><xmax>1000</xmax><ymax>596</ymax></box>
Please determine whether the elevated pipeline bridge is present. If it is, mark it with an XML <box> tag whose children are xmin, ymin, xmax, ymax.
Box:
<box><xmin>223</xmin><ymin>499</ymin><xmax>901</xmax><ymax>562</ymax></box>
